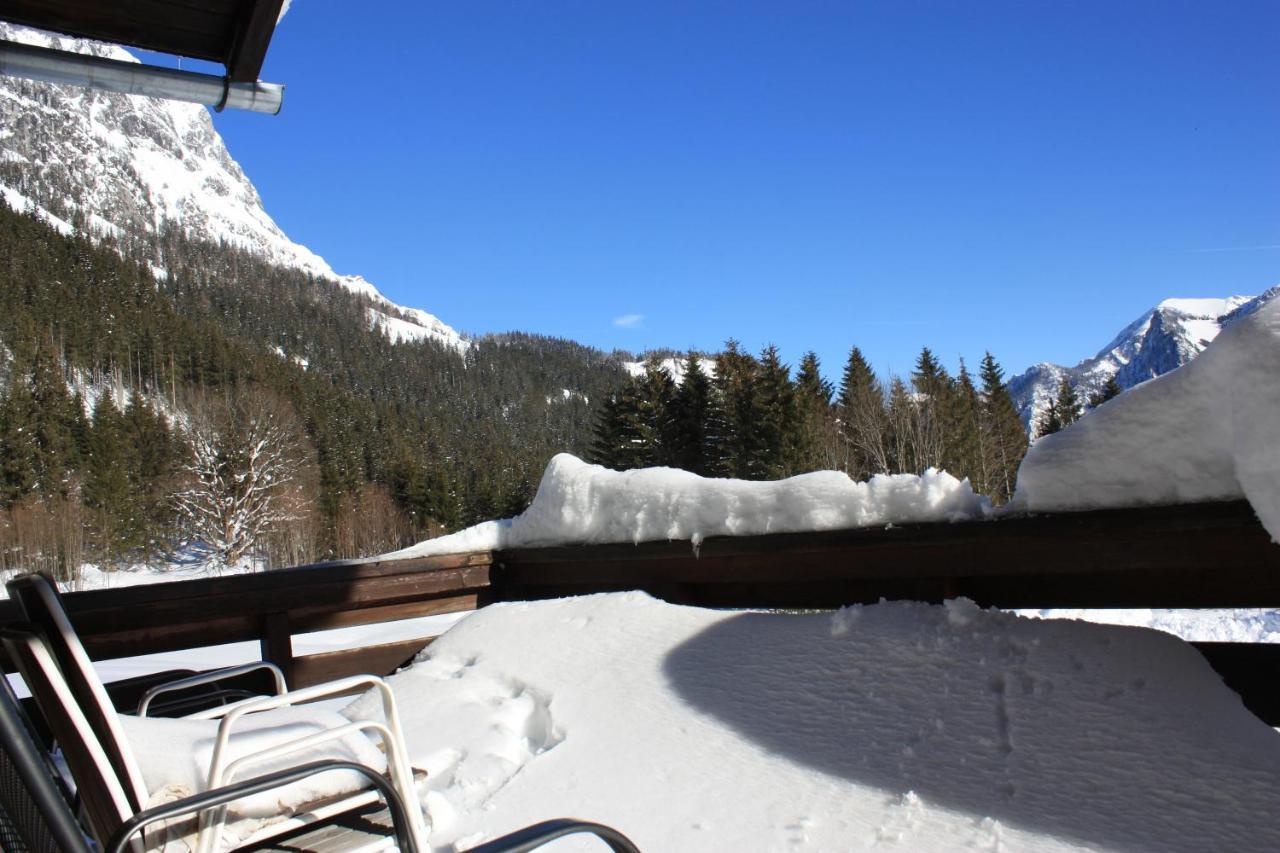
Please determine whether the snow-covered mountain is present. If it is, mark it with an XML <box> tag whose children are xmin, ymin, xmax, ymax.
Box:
<box><xmin>1009</xmin><ymin>289</ymin><xmax>1280</xmax><ymax>431</ymax></box>
<box><xmin>0</xmin><ymin>23</ymin><xmax>466</xmax><ymax>353</ymax></box>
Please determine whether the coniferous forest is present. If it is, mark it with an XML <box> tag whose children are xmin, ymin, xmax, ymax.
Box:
<box><xmin>588</xmin><ymin>346</ymin><xmax>1029</xmax><ymax>504</ymax></box>
<box><xmin>0</xmin><ymin>197</ymin><xmax>1031</xmax><ymax>579</ymax></box>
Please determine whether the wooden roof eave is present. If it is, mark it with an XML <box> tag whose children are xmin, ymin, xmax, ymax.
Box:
<box><xmin>0</xmin><ymin>0</ymin><xmax>286</xmax><ymax>82</ymax></box>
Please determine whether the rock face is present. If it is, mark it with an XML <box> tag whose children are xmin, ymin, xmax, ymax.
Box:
<box><xmin>0</xmin><ymin>22</ymin><xmax>466</xmax><ymax>352</ymax></box>
<box><xmin>1009</xmin><ymin>290</ymin><xmax>1279</xmax><ymax>432</ymax></box>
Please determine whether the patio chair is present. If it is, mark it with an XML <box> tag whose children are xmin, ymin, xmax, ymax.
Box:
<box><xmin>2</xmin><ymin>623</ymin><xmax>424</xmax><ymax>851</ymax></box>
<box><xmin>0</xmin><ymin>575</ymin><xmax>642</xmax><ymax>853</ymax></box>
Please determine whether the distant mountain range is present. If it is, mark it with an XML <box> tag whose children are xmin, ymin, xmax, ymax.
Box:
<box><xmin>1008</xmin><ymin>290</ymin><xmax>1279</xmax><ymax>431</ymax></box>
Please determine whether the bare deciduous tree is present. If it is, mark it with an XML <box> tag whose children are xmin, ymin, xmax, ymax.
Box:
<box><xmin>174</xmin><ymin>392</ymin><xmax>309</xmax><ymax>569</ymax></box>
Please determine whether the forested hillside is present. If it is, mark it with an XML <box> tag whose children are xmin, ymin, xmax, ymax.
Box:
<box><xmin>0</xmin><ymin>199</ymin><xmax>627</xmax><ymax>576</ymax></box>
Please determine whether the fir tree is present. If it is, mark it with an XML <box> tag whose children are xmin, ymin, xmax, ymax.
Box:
<box><xmin>83</xmin><ymin>393</ymin><xmax>131</xmax><ymax>556</ymax></box>
<box><xmin>951</xmin><ymin>359</ymin><xmax>984</xmax><ymax>486</ymax></box>
<box><xmin>667</xmin><ymin>352</ymin><xmax>714</xmax><ymax>475</ymax></box>
<box><xmin>755</xmin><ymin>345</ymin><xmax>800</xmax><ymax>478</ymax></box>
<box><xmin>1037</xmin><ymin>375</ymin><xmax>1082</xmax><ymax>438</ymax></box>
<box><xmin>713</xmin><ymin>340</ymin><xmax>765</xmax><ymax>478</ymax></box>
<box><xmin>836</xmin><ymin>346</ymin><xmax>889</xmax><ymax>480</ymax></box>
<box><xmin>910</xmin><ymin>347</ymin><xmax>953</xmax><ymax>471</ymax></box>
<box><xmin>978</xmin><ymin>352</ymin><xmax>1027</xmax><ymax>504</ymax></box>
<box><xmin>1088</xmin><ymin>375</ymin><xmax>1122</xmax><ymax>408</ymax></box>
<box><xmin>793</xmin><ymin>351</ymin><xmax>834</xmax><ymax>473</ymax></box>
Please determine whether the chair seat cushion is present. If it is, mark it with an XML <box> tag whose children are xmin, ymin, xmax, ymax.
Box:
<box><xmin>117</xmin><ymin>705</ymin><xmax>388</xmax><ymax>818</ymax></box>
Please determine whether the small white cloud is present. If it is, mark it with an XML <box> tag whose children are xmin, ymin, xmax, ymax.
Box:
<box><xmin>278</xmin><ymin>0</ymin><xmax>293</xmax><ymax>22</ymax></box>
<box><xmin>613</xmin><ymin>314</ymin><xmax>645</xmax><ymax>328</ymax></box>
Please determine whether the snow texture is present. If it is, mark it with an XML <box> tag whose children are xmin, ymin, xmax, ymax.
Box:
<box><xmin>345</xmin><ymin>592</ymin><xmax>1280</xmax><ymax>852</ymax></box>
<box><xmin>0</xmin><ymin>23</ymin><xmax>468</xmax><ymax>354</ymax></box>
<box><xmin>388</xmin><ymin>453</ymin><xmax>987</xmax><ymax>557</ymax></box>
<box><xmin>1014</xmin><ymin>292</ymin><xmax>1280</xmax><ymax>541</ymax></box>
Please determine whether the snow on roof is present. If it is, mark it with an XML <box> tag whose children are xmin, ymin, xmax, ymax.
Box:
<box><xmin>386</xmin><ymin>454</ymin><xmax>986</xmax><ymax>558</ymax></box>
<box><xmin>1014</xmin><ymin>291</ymin><xmax>1280</xmax><ymax>540</ymax></box>
<box><xmin>344</xmin><ymin>591</ymin><xmax>1280</xmax><ymax>851</ymax></box>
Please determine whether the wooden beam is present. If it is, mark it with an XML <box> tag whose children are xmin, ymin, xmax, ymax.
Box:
<box><xmin>0</xmin><ymin>554</ymin><xmax>492</xmax><ymax>664</ymax></box>
<box><xmin>1</xmin><ymin>0</ymin><xmax>237</xmax><ymax>65</ymax></box>
<box><xmin>225</xmin><ymin>0</ymin><xmax>286</xmax><ymax>82</ymax></box>
<box><xmin>290</xmin><ymin>637</ymin><xmax>435</xmax><ymax>689</ymax></box>
<box><xmin>495</xmin><ymin>501</ymin><xmax>1280</xmax><ymax>610</ymax></box>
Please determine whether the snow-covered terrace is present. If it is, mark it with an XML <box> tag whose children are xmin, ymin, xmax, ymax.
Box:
<box><xmin>2</xmin><ymin>299</ymin><xmax>1278</xmax><ymax>849</ymax></box>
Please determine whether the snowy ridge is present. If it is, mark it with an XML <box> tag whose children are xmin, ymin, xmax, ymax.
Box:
<box><xmin>0</xmin><ymin>23</ymin><xmax>467</xmax><ymax>354</ymax></box>
<box><xmin>1008</xmin><ymin>292</ymin><xmax>1266</xmax><ymax>431</ymax></box>
<box><xmin>622</xmin><ymin>355</ymin><xmax>717</xmax><ymax>383</ymax></box>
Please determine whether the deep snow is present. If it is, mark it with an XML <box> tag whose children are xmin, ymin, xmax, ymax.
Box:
<box><xmin>344</xmin><ymin>592</ymin><xmax>1280</xmax><ymax>852</ymax></box>
<box><xmin>1014</xmin><ymin>289</ymin><xmax>1280</xmax><ymax>541</ymax></box>
<box><xmin>387</xmin><ymin>454</ymin><xmax>986</xmax><ymax>558</ymax></box>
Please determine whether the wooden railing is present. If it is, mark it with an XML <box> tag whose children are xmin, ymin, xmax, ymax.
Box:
<box><xmin>2</xmin><ymin>499</ymin><xmax>1278</xmax><ymax>718</ymax></box>
<box><xmin>0</xmin><ymin>551</ymin><xmax>493</xmax><ymax>688</ymax></box>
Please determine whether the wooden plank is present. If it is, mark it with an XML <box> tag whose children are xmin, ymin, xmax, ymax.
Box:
<box><xmin>224</xmin><ymin>0</ymin><xmax>286</xmax><ymax>81</ymax></box>
<box><xmin>75</xmin><ymin>593</ymin><xmax>481</xmax><ymax>661</ymax></box>
<box><xmin>495</xmin><ymin>501</ymin><xmax>1280</xmax><ymax>609</ymax></box>
<box><xmin>0</xmin><ymin>0</ymin><xmax>236</xmax><ymax>63</ymax></box>
<box><xmin>0</xmin><ymin>556</ymin><xmax>491</xmax><ymax>665</ymax></box>
<box><xmin>289</xmin><ymin>637</ymin><xmax>435</xmax><ymax>689</ymax></box>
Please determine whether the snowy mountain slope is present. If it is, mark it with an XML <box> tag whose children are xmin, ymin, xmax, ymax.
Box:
<box><xmin>0</xmin><ymin>23</ymin><xmax>467</xmax><ymax>353</ymax></box>
<box><xmin>1008</xmin><ymin>290</ymin><xmax>1278</xmax><ymax>431</ymax></box>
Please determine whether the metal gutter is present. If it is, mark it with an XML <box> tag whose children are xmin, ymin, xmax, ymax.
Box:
<box><xmin>0</xmin><ymin>39</ymin><xmax>283</xmax><ymax>114</ymax></box>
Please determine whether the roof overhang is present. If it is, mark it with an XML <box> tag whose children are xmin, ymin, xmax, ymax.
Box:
<box><xmin>0</xmin><ymin>0</ymin><xmax>287</xmax><ymax>113</ymax></box>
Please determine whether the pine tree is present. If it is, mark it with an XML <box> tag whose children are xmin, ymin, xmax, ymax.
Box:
<box><xmin>1088</xmin><ymin>375</ymin><xmax>1122</xmax><ymax>408</ymax></box>
<box><xmin>836</xmin><ymin>347</ymin><xmax>889</xmax><ymax>480</ymax></box>
<box><xmin>667</xmin><ymin>352</ymin><xmax>714</xmax><ymax>475</ymax></box>
<box><xmin>951</xmin><ymin>359</ymin><xmax>984</xmax><ymax>486</ymax></box>
<box><xmin>910</xmin><ymin>347</ymin><xmax>953</xmax><ymax>471</ymax></box>
<box><xmin>713</xmin><ymin>341</ymin><xmax>765</xmax><ymax>478</ymax></box>
<box><xmin>1037</xmin><ymin>375</ymin><xmax>1082</xmax><ymax>438</ymax></box>
<box><xmin>0</xmin><ymin>365</ymin><xmax>39</xmax><ymax>505</ymax></box>
<box><xmin>793</xmin><ymin>351</ymin><xmax>835</xmax><ymax>473</ymax></box>
<box><xmin>27</xmin><ymin>342</ymin><xmax>77</xmax><ymax>498</ymax></box>
<box><xmin>755</xmin><ymin>345</ymin><xmax>800</xmax><ymax>478</ymax></box>
<box><xmin>978</xmin><ymin>352</ymin><xmax>1028</xmax><ymax>504</ymax></box>
<box><xmin>635</xmin><ymin>356</ymin><xmax>678</xmax><ymax>466</ymax></box>
<box><xmin>83</xmin><ymin>393</ymin><xmax>131</xmax><ymax>557</ymax></box>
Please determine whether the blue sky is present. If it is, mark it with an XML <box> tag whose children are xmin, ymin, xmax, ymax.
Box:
<box><xmin>211</xmin><ymin>1</ymin><xmax>1278</xmax><ymax>381</ymax></box>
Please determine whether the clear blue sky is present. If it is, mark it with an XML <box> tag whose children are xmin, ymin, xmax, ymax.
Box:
<box><xmin>210</xmin><ymin>0</ymin><xmax>1279</xmax><ymax>381</ymax></box>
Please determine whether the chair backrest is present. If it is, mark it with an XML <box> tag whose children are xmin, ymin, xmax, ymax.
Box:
<box><xmin>1</xmin><ymin>627</ymin><xmax>136</xmax><ymax>849</ymax></box>
<box><xmin>0</xmin><ymin>670</ymin><xmax>92</xmax><ymax>853</ymax></box>
<box><xmin>6</xmin><ymin>574</ymin><xmax>150</xmax><ymax>814</ymax></box>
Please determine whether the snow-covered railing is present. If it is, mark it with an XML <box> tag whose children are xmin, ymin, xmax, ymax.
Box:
<box><xmin>1</xmin><ymin>499</ymin><xmax>1278</xmax><ymax>720</ymax></box>
<box><xmin>493</xmin><ymin>499</ymin><xmax>1279</xmax><ymax>610</ymax></box>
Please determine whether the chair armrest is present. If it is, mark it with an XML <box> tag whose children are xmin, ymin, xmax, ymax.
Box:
<box><xmin>463</xmin><ymin>818</ymin><xmax>642</xmax><ymax>853</ymax></box>
<box><xmin>137</xmin><ymin>662</ymin><xmax>286</xmax><ymax>717</ymax></box>
<box><xmin>104</xmin><ymin>759</ymin><xmax>420</xmax><ymax>853</ymax></box>
<box><xmin>195</xmin><ymin>675</ymin><xmax>428</xmax><ymax>853</ymax></box>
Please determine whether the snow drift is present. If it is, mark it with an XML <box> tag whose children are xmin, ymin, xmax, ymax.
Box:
<box><xmin>1015</xmin><ymin>289</ymin><xmax>1280</xmax><ymax>540</ymax></box>
<box><xmin>345</xmin><ymin>592</ymin><xmax>1280</xmax><ymax>851</ymax></box>
<box><xmin>388</xmin><ymin>454</ymin><xmax>987</xmax><ymax>557</ymax></box>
